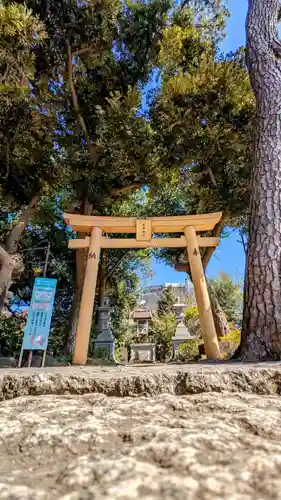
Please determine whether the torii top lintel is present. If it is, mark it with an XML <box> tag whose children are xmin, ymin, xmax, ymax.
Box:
<box><xmin>64</xmin><ymin>211</ymin><xmax>223</xmax><ymax>234</ymax></box>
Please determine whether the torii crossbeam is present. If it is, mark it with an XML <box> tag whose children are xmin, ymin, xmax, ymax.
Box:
<box><xmin>64</xmin><ymin>212</ymin><xmax>222</xmax><ymax>364</ymax></box>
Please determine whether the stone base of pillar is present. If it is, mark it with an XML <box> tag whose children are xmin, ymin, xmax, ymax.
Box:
<box><xmin>130</xmin><ymin>343</ymin><xmax>156</xmax><ymax>363</ymax></box>
<box><xmin>171</xmin><ymin>339</ymin><xmax>192</xmax><ymax>360</ymax></box>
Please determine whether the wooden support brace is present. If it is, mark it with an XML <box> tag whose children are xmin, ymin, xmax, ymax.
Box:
<box><xmin>184</xmin><ymin>226</ymin><xmax>220</xmax><ymax>360</ymax></box>
<box><xmin>72</xmin><ymin>226</ymin><xmax>102</xmax><ymax>365</ymax></box>
<box><xmin>68</xmin><ymin>236</ymin><xmax>220</xmax><ymax>250</ymax></box>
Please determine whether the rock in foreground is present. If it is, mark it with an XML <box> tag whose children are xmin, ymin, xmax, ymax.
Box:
<box><xmin>1</xmin><ymin>391</ymin><xmax>281</xmax><ymax>499</ymax></box>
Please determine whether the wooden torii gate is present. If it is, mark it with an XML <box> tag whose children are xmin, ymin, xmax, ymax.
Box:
<box><xmin>64</xmin><ymin>212</ymin><xmax>222</xmax><ymax>364</ymax></box>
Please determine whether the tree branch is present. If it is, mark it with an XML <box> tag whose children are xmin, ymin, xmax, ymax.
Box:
<box><xmin>67</xmin><ymin>43</ymin><xmax>92</xmax><ymax>148</ymax></box>
<box><xmin>105</xmin><ymin>250</ymin><xmax>131</xmax><ymax>282</ymax></box>
<box><xmin>206</xmin><ymin>167</ymin><xmax>217</xmax><ymax>187</ymax></box>
<box><xmin>4</xmin><ymin>142</ymin><xmax>9</xmax><ymax>180</ymax></box>
<box><xmin>238</xmin><ymin>230</ymin><xmax>247</xmax><ymax>254</ymax></box>
<box><xmin>0</xmin><ymin>244</ymin><xmax>10</xmax><ymax>266</ymax></box>
<box><xmin>202</xmin><ymin>213</ymin><xmax>226</xmax><ymax>271</ymax></box>
<box><xmin>4</xmin><ymin>116</ymin><xmax>21</xmax><ymax>180</ymax></box>
<box><xmin>73</xmin><ymin>46</ymin><xmax>95</xmax><ymax>57</ymax></box>
<box><xmin>174</xmin><ymin>262</ymin><xmax>189</xmax><ymax>273</ymax></box>
<box><xmin>5</xmin><ymin>194</ymin><xmax>41</xmax><ymax>253</ymax></box>
<box><xmin>173</xmin><ymin>213</ymin><xmax>226</xmax><ymax>275</ymax></box>
<box><xmin>110</xmin><ymin>183</ymin><xmax>142</xmax><ymax>197</ymax></box>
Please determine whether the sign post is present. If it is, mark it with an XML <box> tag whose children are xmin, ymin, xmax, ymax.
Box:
<box><xmin>18</xmin><ymin>277</ymin><xmax>57</xmax><ymax>368</ymax></box>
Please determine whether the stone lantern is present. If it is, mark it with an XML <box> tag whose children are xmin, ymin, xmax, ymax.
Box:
<box><xmin>171</xmin><ymin>299</ymin><xmax>193</xmax><ymax>359</ymax></box>
<box><xmin>94</xmin><ymin>297</ymin><xmax>116</xmax><ymax>360</ymax></box>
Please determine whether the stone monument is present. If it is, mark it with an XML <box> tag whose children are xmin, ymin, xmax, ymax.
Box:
<box><xmin>94</xmin><ymin>298</ymin><xmax>116</xmax><ymax>361</ymax></box>
<box><xmin>171</xmin><ymin>299</ymin><xmax>193</xmax><ymax>359</ymax></box>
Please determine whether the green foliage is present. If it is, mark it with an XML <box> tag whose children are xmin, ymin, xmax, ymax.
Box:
<box><xmin>114</xmin><ymin>322</ymin><xmax>136</xmax><ymax>348</ymax></box>
<box><xmin>219</xmin><ymin>325</ymin><xmax>240</xmax><ymax>359</ymax></box>
<box><xmin>184</xmin><ymin>305</ymin><xmax>201</xmax><ymax>337</ymax></box>
<box><xmin>149</xmin><ymin>313</ymin><xmax>176</xmax><ymax>361</ymax></box>
<box><xmin>0</xmin><ymin>1</ymin><xmax>63</xmax><ymax>206</ymax></box>
<box><xmin>220</xmin><ymin>326</ymin><xmax>241</xmax><ymax>344</ymax></box>
<box><xmin>210</xmin><ymin>272</ymin><xmax>243</xmax><ymax>326</ymax></box>
<box><xmin>109</xmin><ymin>280</ymin><xmax>138</xmax><ymax>340</ymax></box>
<box><xmin>176</xmin><ymin>338</ymin><xmax>201</xmax><ymax>361</ymax></box>
<box><xmin>0</xmin><ymin>312</ymin><xmax>25</xmax><ymax>357</ymax></box>
<box><xmin>151</xmin><ymin>50</ymin><xmax>254</xmax><ymax>218</ymax></box>
<box><xmin>0</xmin><ymin>2</ymin><xmax>46</xmax><ymax>104</ymax></box>
<box><xmin>158</xmin><ymin>286</ymin><xmax>175</xmax><ymax>316</ymax></box>
<box><xmin>6</xmin><ymin>196</ymin><xmax>76</xmax><ymax>356</ymax></box>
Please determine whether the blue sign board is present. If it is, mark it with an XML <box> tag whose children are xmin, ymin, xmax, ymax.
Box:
<box><xmin>22</xmin><ymin>278</ymin><xmax>57</xmax><ymax>351</ymax></box>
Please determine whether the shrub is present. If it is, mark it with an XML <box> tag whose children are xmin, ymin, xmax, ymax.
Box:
<box><xmin>149</xmin><ymin>313</ymin><xmax>176</xmax><ymax>361</ymax></box>
<box><xmin>176</xmin><ymin>339</ymin><xmax>201</xmax><ymax>361</ymax></box>
<box><xmin>0</xmin><ymin>313</ymin><xmax>25</xmax><ymax>358</ymax></box>
<box><xmin>115</xmin><ymin>323</ymin><xmax>137</xmax><ymax>348</ymax></box>
<box><xmin>210</xmin><ymin>273</ymin><xmax>243</xmax><ymax>327</ymax></box>
<box><xmin>184</xmin><ymin>306</ymin><xmax>201</xmax><ymax>337</ymax></box>
<box><xmin>219</xmin><ymin>326</ymin><xmax>241</xmax><ymax>359</ymax></box>
<box><xmin>220</xmin><ymin>326</ymin><xmax>241</xmax><ymax>344</ymax></box>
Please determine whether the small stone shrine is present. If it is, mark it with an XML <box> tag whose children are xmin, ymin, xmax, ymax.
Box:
<box><xmin>94</xmin><ymin>298</ymin><xmax>116</xmax><ymax>361</ymax></box>
<box><xmin>171</xmin><ymin>299</ymin><xmax>193</xmax><ymax>359</ymax></box>
<box><xmin>130</xmin><ymin>300</ymin><xmax>156</xmax><ymax>363</ymax></box>
<box><xmin>131</xmin><ymin>301</ymin><xmax>152</xmax><ymax>334</ymax></box>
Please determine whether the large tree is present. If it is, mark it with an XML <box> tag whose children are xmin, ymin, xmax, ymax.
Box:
<box><xmin>144</xmin><ymin>1</ymin><xmax>254</xmax><ymax>340</ymax></box>
<box><xmin>0</xmin><ymin>0</ymin><xmax>172</xmax><ymax>321</ymax></box>
<box><xmin>0</xmin><ymin>3</ymin><xmax>66</xmax><ymax>310</ymax></box>
<box><xmin>238</xmin><ymin>0</ymin><xmax>281</xmax><ymax>360</ymax></box>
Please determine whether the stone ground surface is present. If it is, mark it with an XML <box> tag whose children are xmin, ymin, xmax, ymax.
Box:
<box><xmin>1</xmin><ymin>363</ymin><xmax>281</xmax><ymax>499</ymax></box>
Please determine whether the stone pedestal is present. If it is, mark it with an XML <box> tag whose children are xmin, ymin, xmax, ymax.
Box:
<box><xmin>171</xmin><ymin>300</ymin><xmax>193</xmax><ymax>360</ymax></box>
<box><xmin>172</xmin><ymin>338</ymin><xmax>193</xmax><ymax>359</ymax></box>
<box><xmin>93</xmin><ymin>298</ymin><xmax>116</xmax><ymax>361</ymax></box>
<box><xmin>130</xmin><ymin>343</ymin><xmax>156</xmax><ymax>363</ymax></box>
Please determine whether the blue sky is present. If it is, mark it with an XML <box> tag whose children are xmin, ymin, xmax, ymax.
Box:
<box><xmin>147</xmin><ymin>0</ymin><xmax>248</xmax><ymax>286</ymax></box>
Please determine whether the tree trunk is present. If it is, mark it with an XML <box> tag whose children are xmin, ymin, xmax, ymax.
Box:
<box><xmin>64</xmin><ymin>294</ymin><xmax>80</xmax><ymax>356</ymax></box>
<box><xmin>0</xmin><ymin>196</ymin><xmax>39</xmax><ymax>312</ymax></box>
<box><xmin>239</xmin><ymin>0</ymin><xmax>281</xmax><ymax>360</ymax></box>
<box><xmin>0</xmin><ymin>253</ymin><xmax>13</xmax><ymax>312</ymax></box>
<box><xmin>207</xmin><ymin>281</ymin><xmax>230</xmax><ymax>339</ymax></box>
<box><xmin>65</xmin><ymin>199</ymin><xmax>92</xmax><ymax>355</ymax></box>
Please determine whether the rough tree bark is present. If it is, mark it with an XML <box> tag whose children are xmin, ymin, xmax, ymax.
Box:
<box><xmin>207</xmin><ymin>282</ymin><xmax>229</xmax><ymax>339</ymax></box>
<box><xmin>0</xmin><ymin>196</ymin><xmax>39</xmax><ymax>312</ymax></box>
<box><xmin>238</xmin><ymin>0</ymin><xmax>281</xmax><ymax>360</ymax></box>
